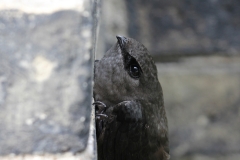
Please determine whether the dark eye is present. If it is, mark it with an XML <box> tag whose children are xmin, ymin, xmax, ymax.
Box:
<box><xmin>129</xmin><ymin>64</ymin><xmax>141</xmax><ymax>78</ymax></box>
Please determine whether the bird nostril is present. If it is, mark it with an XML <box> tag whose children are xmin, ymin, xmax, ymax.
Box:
<box><xmin>95</xmin><ymin>105</ymin><xmax>99</xmax><ymax>110</ymax></box>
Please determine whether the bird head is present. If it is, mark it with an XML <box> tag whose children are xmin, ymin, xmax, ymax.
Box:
<box><xmin>94</xmin><ymin>36</ymin><xmax>162</xmax><ymax>106</ymax></box>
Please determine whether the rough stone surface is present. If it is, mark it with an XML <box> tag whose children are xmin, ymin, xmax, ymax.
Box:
<box><xmin>96</xmin><ymin>1</ymin><xmax>240</xmax><ymax>159</ymax></box>
<box><xmin>157</xmin><ymin>56</ymin><xmax>240</xmax><ymax>160</ymax></box>
<box><xmin>0</xmin><ymin>0</ymin><xmax>98</xmax><ymax>157</ymax></box>
<box><xmin>98</xmin><ymin>0</ymin><xmax>240</xmax><ymax>56</ymax></box>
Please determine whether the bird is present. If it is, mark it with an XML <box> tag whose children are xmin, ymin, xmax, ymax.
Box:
<box><xmin>93</xmin><ymin>35</ymin><xmax>169</xmax><ymax>160</ymax></box>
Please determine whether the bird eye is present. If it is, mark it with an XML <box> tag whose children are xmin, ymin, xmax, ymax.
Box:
<box><xmin>129</xmin><ymin>64</ymin><xmax>141</xmax><ymax>78</ymax></box>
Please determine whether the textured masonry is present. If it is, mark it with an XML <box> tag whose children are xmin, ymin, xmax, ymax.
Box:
<box><xmin>0</xmin><ymin>0</ymin><xmax>99</xmax><ymax>159</ymax></box>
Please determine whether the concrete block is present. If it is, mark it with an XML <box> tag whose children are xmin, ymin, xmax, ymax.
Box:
<box><xmin>98</xmin><ymin>0</ymin><xmax>240</xmax><ymax>56</ymax></box>
<box><xmin>0</xmin><ymin>0</ymin><xmax>98</xmax><ymax>158</ymax></box>
<box><xmin>157</xmin><ymin>56</ymin><xmax>240</xmax><ymax>160</ymax></box>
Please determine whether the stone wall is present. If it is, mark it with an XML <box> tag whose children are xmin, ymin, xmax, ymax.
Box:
<box><xmin>1</xmin><ymin>0</ymin><xmax>239</xmax><ymax>159</ymax></box>
<box><xmin>0</xmin><ymin>0</ymin><xmax>99</xmax><ymax>159</ymax></box>
<box><xmin>158</xmin><ymin>56</ymin><xmax>240</xmax><ymax>160</ymax></box>
<box><xmin>98</xmin><ymin>0</ymin><xmax>240</xmax><ymax>57</ymax></box>
<box><xmin>97</xmin><ymin>0</ymin><xmax>240</xmax><ymax>160</ymax></box>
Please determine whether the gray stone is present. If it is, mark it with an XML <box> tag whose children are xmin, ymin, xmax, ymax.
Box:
<box><xmin>96</xmin><ymin>1</ymin><xmax>240</xmax><ymax>157</ymax></box>
<box><xmin>157</xmin><ymin>56</ymin><xmax>240</xmax><ymax>160</ymax></box>
<box><xmin>99</xmin><ymin>0</ymin><xmax>240</xmax><ymax>56</ymax></box>
<box><xmin>0</xmin><ymin>0</ymin><xmax>98</xmax><ymax>157</ymax></box>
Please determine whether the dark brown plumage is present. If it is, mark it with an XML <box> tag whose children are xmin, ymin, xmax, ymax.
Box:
<box><xmin>93</xmin><ymin>36</ymin><xmax>169</xmax><ymax>160</ymax></box>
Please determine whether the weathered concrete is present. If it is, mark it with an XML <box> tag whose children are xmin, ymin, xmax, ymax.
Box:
<box><xmin>98</xmin><ymin>0</ymin><xmax>240</xmax><ymax>56</ymax></box>
<box><xmin>0</xmin><ymin>0</ymin><xmax>99</xmax><ymax>158</ymax></box>
<box><xmin>157</xmin><ymin>56</ymin><xmax>240</xmax><ymax>160</ymax></box>
<box><xmin>97</xmin><ymin>2</ymin><xmax>240</xmax><ymax>159</ymax></box>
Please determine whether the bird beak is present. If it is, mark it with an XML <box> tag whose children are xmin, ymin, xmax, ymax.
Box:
<box><xmin>116</xmin><ymin>35</ymin><xmax>127</xmax><ymax>51</ymax></box>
